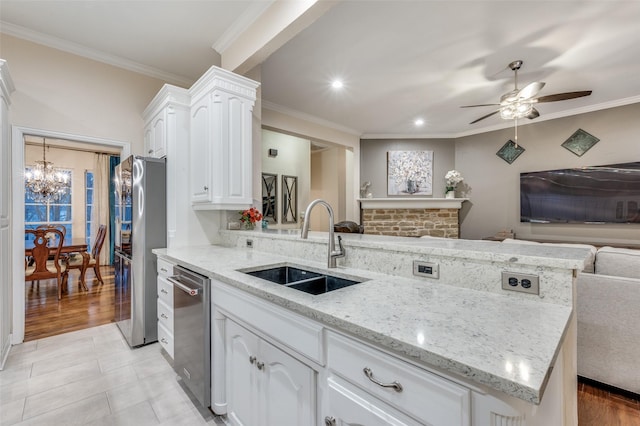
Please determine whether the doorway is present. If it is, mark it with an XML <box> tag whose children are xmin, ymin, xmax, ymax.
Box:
<box><xmin>12</xmin><ymin>126</ymin><xmax>130</xmax><ymax>344</ymax></box>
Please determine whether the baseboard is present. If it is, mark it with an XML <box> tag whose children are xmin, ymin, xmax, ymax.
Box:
<box><xmin>578</xmin><ymin>375</ymin><xmax>640</xmax><ymax>401</ymax></box>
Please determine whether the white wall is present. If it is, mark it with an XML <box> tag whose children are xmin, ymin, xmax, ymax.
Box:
<box><xmin>1</xmin><ymin>34</ymin><xmax>167</xmax><ymax>154</ymax></box>
<box><xmin>455</xmin><ymin>103</ymin><xmax>640</xmax><ymax>245</ymax></box>
<box><xmin>261</xmin><ymin>129</ymin><xmax>310</xmax><ymax>229</ymax></box>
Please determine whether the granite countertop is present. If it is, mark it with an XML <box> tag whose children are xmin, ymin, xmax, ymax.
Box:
<box><xmin>154</xmin><ymin>243</ymin><xmax>573</xmax><ymax>405</ymax></box>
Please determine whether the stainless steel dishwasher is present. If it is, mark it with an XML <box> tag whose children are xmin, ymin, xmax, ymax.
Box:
<box><xmin>168</xmin><ymin>265</ymin><xmax>211</xmax><ymax>408</ymax></box>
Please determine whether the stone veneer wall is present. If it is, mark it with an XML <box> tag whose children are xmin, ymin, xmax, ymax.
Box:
<box><xmin>362</xmin><ymin>208</ymin><xmax>459</xmax><ymax>238</ymax></box>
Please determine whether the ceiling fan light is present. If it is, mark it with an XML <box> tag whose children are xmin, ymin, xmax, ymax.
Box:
<box><xmin>500</xmin><ymin>101</ymin><xmax>533</xmax><ymax>120</ymax></box>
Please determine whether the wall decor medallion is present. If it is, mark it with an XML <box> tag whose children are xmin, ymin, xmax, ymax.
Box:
<box><xmin>282</xmin><ymin>175</ymin><xmax>298</xmax><ymax>224</ymax></box>
<box><xmin>496</xmin><ymin>140</ymin><xmax>525</xmax><ymax>164</ymax></box>
<box><xmin>561</xmin><ymin>128</ymin><xmax>600</xmax><ymax>157</ymax></box>
<box><xmin>387</xmin><ymin>150</ymin><xmax>433</xmax><ymax>195</ymax></box>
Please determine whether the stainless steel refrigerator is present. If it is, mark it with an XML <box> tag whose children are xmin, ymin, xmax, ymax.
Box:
<box><xmin>114</xmin><ymin>155</ymin><xmax>166</xmax><ymax>347</ymax></box>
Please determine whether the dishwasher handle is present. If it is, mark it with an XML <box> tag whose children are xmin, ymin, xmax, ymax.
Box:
<box><xmin>167</xmin><ymin>276</ymin><xmax>200</xmax><ymax>296</ymax></box>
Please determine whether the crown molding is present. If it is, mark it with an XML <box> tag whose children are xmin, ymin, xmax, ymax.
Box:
<box><xmin>262</xmin><ymin>100</ymin><xmax>362</xmax><ymax>137</ymax></box>
<box><xmin>212</xmin><ymin>1</ymin><xmax>274</xmax><ymax>54</ymax></box>
<box><xmin>0</xmin><ymin>21</ymin><xmax>193</xmax><ymax>86</ymax></box>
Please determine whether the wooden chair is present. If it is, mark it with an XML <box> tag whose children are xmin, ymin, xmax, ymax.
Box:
<box><xmin>64</xmin><ymin>224</ymin><xmax>107</xmax><ymax>287</ymax></box>
<box><xmin>25</xmin><ymin>228</ymin><xmax>67</xmax><ymax>300</ymax></box>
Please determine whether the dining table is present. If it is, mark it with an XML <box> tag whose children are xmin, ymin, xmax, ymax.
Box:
<box><xmin>25</xmin><ymin>237</ymin><xmax>90</xmax><ymax>290</ymax></box>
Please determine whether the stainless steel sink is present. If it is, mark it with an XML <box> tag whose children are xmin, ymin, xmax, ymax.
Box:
<box><xmin>242</xmin><ymin>265</ymin><xmax>365</xmax><ymax>295</ymax></box>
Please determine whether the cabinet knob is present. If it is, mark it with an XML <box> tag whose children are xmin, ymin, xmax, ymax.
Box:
<box><xmin>324</xmin><ymin>416</ymin><xmax>336</xmax><ymax>426</ymax></box>
<box><xmin>256</xmin><ymin>361</ymin><xmax>264</xmax><ymax>370</ymax></box>
<box><xmin>204</xmin><ymin>186</ymin><xmax>208</xmax><ymax>191</ymax></box>
<box><xmin>363</xmin><ymin>367</ymin><xmax>403</xmax><ymax>392</ymax></box>
<box><xmin>161</xmin><ymin>313</ymin><xmax>168</xmax><ymax>319</ymax></box>
<box><xmin>161</xmin><ymin>289</ymin><xmax>168</xmax><ymax>294</ymax></box>
<box><xmin>148</xmin><ymin>149</ymin><xmax>153</xmax><ymax>154</ymax></box>
<box><xmin>249</xmin><ymin>355</ymin><xmax>256</xmax><ymax>364</ymax></box>
<box><xmin>160</xmin><ymin>338</ymin><xmax>168</xmax><ymax>344</ymax></box>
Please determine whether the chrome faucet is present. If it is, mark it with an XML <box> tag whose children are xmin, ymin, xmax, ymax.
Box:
<box><xmin>301</xmin><ymin>199</ymin><xmax>345</xmax><ymax>268</ymax></box>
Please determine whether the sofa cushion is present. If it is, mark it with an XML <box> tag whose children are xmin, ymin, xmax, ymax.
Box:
<box><xmin>596</xmin><ymin>246</ymin><xmax>640</xmax><ymax>279</ymax></box>
<box><xmin>502</xmin><ymin>238</ymin><xmax>597</xmax><ymax>273</ymax></box>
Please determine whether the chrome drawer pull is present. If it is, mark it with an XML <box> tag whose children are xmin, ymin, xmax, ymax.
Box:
<box><xmin>363</xmin><ymin>367</ymin><xmax>403</xmax><ymax>392</ymax></box>
<box><xmin>160</xmin><ymin>313</ymin><xmax>168</xmax><ymax>319</ymax></box>
<box><xmin>161</xmin><ymin>289</ymin><xmax>168</xmax><ymax>294</ymax></box>
<box><xmin>160</xmin><ymin>337</ymin><xmax>168</xmax><ymax>344</ymax></box>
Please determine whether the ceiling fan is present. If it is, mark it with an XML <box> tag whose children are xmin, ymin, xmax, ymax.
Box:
<box><xmin>461</xmin><ymin>60</ymin><xmax>592</xmax><ymax>143</ymax></box>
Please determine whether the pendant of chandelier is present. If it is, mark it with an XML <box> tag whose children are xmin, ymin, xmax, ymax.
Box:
<box><xmin>24</xmin><ymin>139</ymin><xmax>71</xmax><ymax>203</ymax></box>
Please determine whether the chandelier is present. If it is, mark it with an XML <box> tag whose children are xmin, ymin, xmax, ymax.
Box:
<box><xmin>24</xmin><ymin>138</ymin><xmax>70</xmax><ymax>203</ymax></box>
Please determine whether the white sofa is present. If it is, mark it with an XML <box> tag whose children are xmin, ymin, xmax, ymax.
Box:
<box><xmin>577</xmin><ymin>246</ymin><xmax>640</xmax><ymax>394</ymax></box>
<box><xmin>502</xmin><ymin>239</ymin><xmax>640</xmax><ymax>394</ymax></box>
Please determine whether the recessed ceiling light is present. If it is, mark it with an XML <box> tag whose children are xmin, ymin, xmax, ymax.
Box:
<box><xmin>414</xmin><ymin>118</ymin><xmax>425</xmax><ymax>127</ymax></box>
<box><xmin>331</xmin><ymin>80</ymin><xmax>344</xmax><ymax>89</ymax></box>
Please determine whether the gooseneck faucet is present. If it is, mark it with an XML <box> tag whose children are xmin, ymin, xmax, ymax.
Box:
<box><xmin>301</xmin><ymin>199</ymin><xmax>345</xmax><ymax>268</ymax></box>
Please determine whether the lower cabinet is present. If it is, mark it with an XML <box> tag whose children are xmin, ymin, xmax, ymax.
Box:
<box><xmin>156</xmin><ymin>258</ymin><xmax>174</xmax><ymax>358</ymax></box>
<box><xmin>225</xmin><ymin>318</ymin><xmax>316</xmax><ymax>426</ymax></box>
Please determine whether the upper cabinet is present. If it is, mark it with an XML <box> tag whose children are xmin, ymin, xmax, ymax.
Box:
<box><xmin>143</xmin><ymin>85</ymin><xmax>190</xmax><ymax>159</ymax></box>
<box><xmin>188</xmin><ymin>66</ymin><xmax>259</xmax><ymax>210</ymax></box>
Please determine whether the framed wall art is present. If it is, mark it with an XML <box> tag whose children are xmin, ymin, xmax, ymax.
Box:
<box><xmin>282</xmin><ymin>175</ymin><xmax>298</xmax><ymax>224</ymax></box>
<box><xmin>261</xmin><ymin>173</ymin><xmax>277</xmax><ymax>223</ymax></box>
<box><xmin>387</xmin><ymin>150</ymin><xmax>433</xmax><ymax>195</ymax></box>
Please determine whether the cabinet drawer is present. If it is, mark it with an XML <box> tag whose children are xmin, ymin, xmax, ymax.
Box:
<box><xmin>157</xmin><ymin>299</ymin><xmax>173</xmax><ymax>333</ymax></box>
<box><xmin>215</xmin><ymin>281</ymin><xmax>324</xmax><ymax>365</ymax></box>
<box><xmin>157</xmin><ymin>258</ymin><xmax>173</xmax><ymax>277</ymax></box>
<box><xmin>157</xmin><ymin>275</ymin><xmax>173</xmax><ymax>306</ymax></box>
<box><xmin>158</xmin><ymin>322</ymin><xmax>174</xmax><ymax>359</ymax></box>
<box><xmin>327</xmin><ymin>332</ymin><xmax>470</xmax><ymax>426</ymax></box>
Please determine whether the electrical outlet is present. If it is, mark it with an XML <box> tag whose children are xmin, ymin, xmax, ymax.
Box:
<box><xmin>246</xmin><ymin>239</ymin><xmax>253</xmax><ymax>248</ymax></box>
<box><xmin>501</xmin><ymin>272</ymin><xmax>539</xmax><ymax>295</ymax></box>
<box><xmin>413</xmin><ymin>260</ymin><xmax>439</xmax><ymax>279</ymax></box>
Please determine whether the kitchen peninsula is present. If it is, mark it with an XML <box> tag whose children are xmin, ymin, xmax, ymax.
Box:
<box><xmin>154</xmin><ymin>230</ymin><xmax>589</xmax><ymax>426</ymax></box>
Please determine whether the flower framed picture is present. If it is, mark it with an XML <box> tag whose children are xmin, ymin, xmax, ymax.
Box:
<box><xmin>387</xmin><ymin>150</ymin><xmax>433</xmax><ymax>195</ymax></box>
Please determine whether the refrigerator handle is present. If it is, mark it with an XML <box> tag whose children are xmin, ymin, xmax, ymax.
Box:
<box><xmin>168</xmin><ymin>276</ymin><xmax>200</xmax><ymax>297</ymax></box>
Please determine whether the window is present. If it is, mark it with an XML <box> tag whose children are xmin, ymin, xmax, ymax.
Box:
<box><xmin>86</xmin><ymin>171</ymin><xmax>94</xmax><ymax>246</ymax></box>
<box><xmin>25</xmin><ymin>168</ymin><xmax>73</xmax><ymax>240</ymax></box>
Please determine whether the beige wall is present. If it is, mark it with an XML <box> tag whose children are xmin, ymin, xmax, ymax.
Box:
<box><xmin>309</xmin><ymin>146</ymin><xmax>347</xmax><ymax>231</ymax></box>
<box><xmin>360</xmin><ymin>104</ymin><xmax>640</xmax><ymax>245</ymax></box>
<box><xmin>261</xmin><ymin>129</ymin><xmax>310</xmax><ymax>229</ymax></box>
<box><xmin>1</xmin><ymin>34</ymin><xmax>167</xmax><ymax>154</ymax></box>
<box><xmin>455</xmin><ymin>103</ymin><xmax>640</xmax><ymax>245</ymax></box>
<box><xmin>360</xmin><ymin>138</ymin><xmax>456</xmax><ymax>198</ymax></box>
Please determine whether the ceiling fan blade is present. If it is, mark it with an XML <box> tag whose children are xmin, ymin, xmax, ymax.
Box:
<box><xmin>460</xmin><ymin>103</ymin><xmax>500</xmax><ymax>108</ymax></box>
<box><xmin>517</xmin><ymin>81</ymin><xmax>545</xmax><ymax>100</ymax></box>
<box><xmin>527</xmin><ymin>108</ymin><xmax>540</xmax><ymax>120</ymax></box>
<box><xmin>470</xmin><ymin>110</ymin><xmax>499</xmax><ymax>124</ymax></box>
<box><xmin>534</xmin><ymin>91</ymin><xmax>592</xmax><ymax>103</ymax></box>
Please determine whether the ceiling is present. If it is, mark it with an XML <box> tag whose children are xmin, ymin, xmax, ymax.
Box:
<box><xmin>2</xmin><ymin>1</ymin><xmax>640</xmax><ymax>138</ymax></box>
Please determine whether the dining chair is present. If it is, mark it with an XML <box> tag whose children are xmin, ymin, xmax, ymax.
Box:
<box><xmin>25</xmin><ymin>228</ymin><xmax>67</xmax><ymax>300</ymax></box>
<box><xmin>64</xmin><ymin>224</ymin><xmax>107</xmax><ymax>287</ymax></box>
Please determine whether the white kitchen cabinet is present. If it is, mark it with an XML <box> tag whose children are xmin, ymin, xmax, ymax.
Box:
<box><xmin>188</xmin><ymin>66</ymin><xmax>259</xmax><ymax>210</ymax></box>
<box><xmin>156</xmin><ymin>258</ymin><xmax>175</xmax><ymax>359</ymax></box>
<box><xmin>325</xmin><ymin>375</ymin><xmax>417</xmax><ymax>426</ymax></box>
<box><xmin>325</xmin><ymin>331</ymin><xmax>471</xmax><ymax>426</ymax></box>
<box><xmin>225</xmin><ymin>318</ymin><xmax>316</xmax><ymax>426</ymax></box>
<box><xmin>143</xmin><ymin>84</ymin><xmax>190</xmax><ymax>248</ymax></box>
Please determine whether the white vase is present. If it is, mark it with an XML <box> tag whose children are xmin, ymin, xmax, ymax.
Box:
<box><xmin>445</xmin><ymin>190</ymin><xmax>455</xmax><ymax>199</ymax></box>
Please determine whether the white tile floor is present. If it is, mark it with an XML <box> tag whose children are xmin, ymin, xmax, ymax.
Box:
<box><xmin>0</xmin><ymin>324</ymin><xmax>225</xmax><ymax>426</ymax></box>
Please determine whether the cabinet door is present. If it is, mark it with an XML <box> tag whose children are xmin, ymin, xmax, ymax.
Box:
<box><xmin>144</xmin><ymin>125</ymin><xmax>153</xmax><ymax>157</ymax></box>
<box><xmin>190</xmin><ymin>95</ymin><xmax>212</xmax><ymax>203</ymax></box>
<box><xmin>226</xmin><ymin>319</ymin><xmax>259</xmax><ymax>426</ymax></box>
<box><xmin>261</xmin><ymin>339</ymin><xmax>316</xmax><ymax>426</ymax></box>
<box><xmin>152</xmin><ymin>111</ymin><xmax>166</xmax><ymax>157</ymax></box>
<box><xmin>325</xmin><ymin>377</ymin><xmax>417</xmax><ymax>426</ymax></box>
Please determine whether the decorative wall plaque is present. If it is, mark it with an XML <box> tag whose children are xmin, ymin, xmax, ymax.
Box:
<box><xmin>496</xmin><ymin>140</ymin><xmax>525</xmax><ymax>164</ymax></box>
<box><xmin>562</xmin><ymin>128</ymin><xmax>600</xmax><ymax>157</ymax></box>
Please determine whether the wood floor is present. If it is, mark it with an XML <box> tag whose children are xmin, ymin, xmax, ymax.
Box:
<box><xmin>23</xmin><ymin>266</ymin><xmax>640</xmax><ymax>424</ymax></box>
<box><xmin>24</xmin><ymin>265</ymin><xmax>115</xmax><ymax>341</ymax></box>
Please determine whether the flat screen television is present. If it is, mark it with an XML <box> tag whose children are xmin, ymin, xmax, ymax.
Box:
<box><xmin>520</xmin><ymin>162</ymin><xmax>640</xmax><ymax>224</ymax></box>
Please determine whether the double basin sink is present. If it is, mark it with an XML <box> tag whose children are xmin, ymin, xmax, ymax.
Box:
<box><xmin>243</xmin><ymin>265</ymin><xmax>365</xmax><ymax>295</ymax></box>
